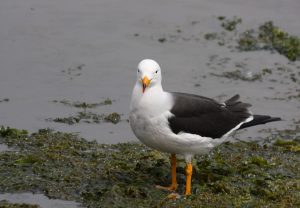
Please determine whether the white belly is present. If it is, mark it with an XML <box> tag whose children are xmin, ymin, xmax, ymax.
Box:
<box><xmin>129</xmin><ymin>109</ymin><xmax>172</xmax><ymax>152</ymax></box>
<box><xmin>129</xmin><ymin>108</ymin><xmax>224</xmax><ymax>156</ymax></box>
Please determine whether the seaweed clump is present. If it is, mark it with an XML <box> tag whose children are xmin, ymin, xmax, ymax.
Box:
<box><xmin>0</xmin><ymin>127</ymin><xmax>299</xmax><ymax>207</ymax></box>
<box><xmin>0</xmin><ymin>126</ymin><xmax>28</xmax><ymax>139</ymax></box>
<box><xmin>238</xmin><ymin>21</ymin><xmax>300</xmax><ymax>61</ymax></box>
<box><xmin>104</xmin><ymin>112</ymin><xmax>121</xmax><ymax>124</ymax></box>
<box><xmin>219</xmin><ymin>16</ymin><xmax>242</xmax><ymax>31</ymax></box>
<box><xmin>47</xmin><ymin>98</ymin><xmax>121</xmax><ymax>125</ymax></box>
<box><xmin>0</xmin><ymin>200</ymin><xmax>39</xmax><ymax>208</ymax></box>
<box><xmin>274</xmin><ymin>139</ymin><xmax>300</xmax><ymax>152</ymax></box>
<box><xmin>52</xmin><ymin>98</ymin><xmax>113</xmax><ymax>109</ymax></box>
<box><xmin>204</xmin><ymin>33</ymin><xmax>218</xmax><ymax>41</ymax></box>
<box><xmin>0</xmin><ymin>98</ymin><xmax>9</xmax><ymax>103</ymax></box>
<box><xmin>47</xmin><ymin>111</ymin><xmax>121</xmax><ymax>125</ymax></box>
<box><xmin>205</xmin><ymin>18</ymin><xmax>300</xmax><ymax>61</ymax></box>
<box><xmin>204</xmin><ymin>16</ymin><xmax>242</xmax><ymax>46</ymax></box>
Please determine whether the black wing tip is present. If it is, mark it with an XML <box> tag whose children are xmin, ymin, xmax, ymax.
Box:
<box><xmin>239</xmin><ymin>115</ymin><xmax>282</xmax><ymax>129</ymax></box>
<box><xmin>270</xmin><ymin>117</ymin><xmax>282</xmax><ymax>121</ymax></box>
<box><xmin>254</xmin><ymin>115</ymin><xmax>282</xmax><ymax>122</ymax></box>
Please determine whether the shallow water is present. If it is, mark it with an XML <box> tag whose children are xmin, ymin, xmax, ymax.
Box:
<box><xmin>0</xmin><ymin>193</ymin><xmax>80</xmax><ymax>208</ymax></box>
<box><xmin>0</xmin><ymin>0</ymin><xmax>299</xmax><ymax>143</ymax></box>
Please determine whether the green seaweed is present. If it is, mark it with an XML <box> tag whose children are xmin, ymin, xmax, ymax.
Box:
<box><xmin>48</xmin><ymin>99</ymin><xmax>120</xmax><ymax>124</ymax></box>
<box><xmin>204</xmin><ymin>16</ymin><xmax>242</xmax><ymax>45</ymax></box>
<box><xmin>104</xmin><ymin>112</ymin><xmax>121</xmax><ymax>124</ymax></box>
<box><xmin>205</xmin><ymin>18</ymin><xmax>300</xmax><ymax>61</ymax></box>
<box><xmin>55</xmin><ymin>111</ymin><xmax>103</xmax><ymax>124</ymax></box>
<box><xmin>262</xmin><ymin>68</ymin><xmax>272</xmax><ymax>75</ymax></box>
<box><xmin>0</xmin><ymin>126</ymin><xmax>28</xmax><ymax>139</ymax></box>
<box><xmin>237</xmin><ymin>29</ymin><xmax>258</xmax><ymax>51</ymax></box>
<box><xmin>52</xmin><ymin>98</ymin><xmax>113</xmax><ymax>109</ymax></box>
<box><xmin>204</xmin><ymin>33</ymin><xmax>218</xmax><ymax>41</ymax></box>
<box><xmin>274</xmin><ymin>139</ymin><xmax>300</xmax><ymax>152</ymax></box>
<box><xmin>0</xmin><ymin>127</ymin><xmax>299</xmax><ymax>207</ymax></box>
<box><xmin>46</xmin><ymin>111</ymin><xmax>121</xmax><ymax>125</ymax></box>
<box><xmin>238</xmin><ymin>21</ymin><xmax>300</xmax><ymax>61</ymax></box>
<box><xmin>219</xmin><ymin>16</ymin><xmax>242</xmax><ymax>31</ymax></box>
<box><xmin>217</xmin><ymin>16</ymin><xmax>225</xmax><ymax>21</ymax></box>
<box><xmin>158</xmin><ymin>38</ymin><xmax>166</xmax><ymax>43</ymax></box>
<box><xmin>248</xmin><ymin>156</ymin><xmax>269</xmax><ymax>167</ymax></box>
<box><xmin>0</xmin><ymin>200</ymin><xmax>39</xmax><ymax>208</ymax></box>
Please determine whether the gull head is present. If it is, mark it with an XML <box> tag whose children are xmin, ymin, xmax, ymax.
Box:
<box><xmin>137</xmin><ymin>59</ymin><xmax>162</xmax><ymax>93</ymax></box>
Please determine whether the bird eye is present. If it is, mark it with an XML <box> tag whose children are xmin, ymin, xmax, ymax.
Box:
<box><xmin>137</xmin><ymin>69</ymin><xmax>140</xmax><ymax>73</ymax></box>
<box><xmin>155</xmin><ymin>70</ymin><xmax>158</xmax><ymax>73</ymax></box>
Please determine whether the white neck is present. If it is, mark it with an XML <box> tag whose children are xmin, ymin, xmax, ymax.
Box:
<box><xmin>130</xmin><ymin>81</ymin><xmax>172</xmax><ymax>116</ymax></box>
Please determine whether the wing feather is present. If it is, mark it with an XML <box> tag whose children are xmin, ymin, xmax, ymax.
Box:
<box><xmin>168</xmin><ymin>93</ymin><xmax>252</xmax><ymax>138</ymax></box>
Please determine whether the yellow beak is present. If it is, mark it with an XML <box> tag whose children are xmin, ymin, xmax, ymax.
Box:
<box><xmin>142</xmin><ymin>76</ymin><xmax>151</xmax><ymax>93</ymax></box>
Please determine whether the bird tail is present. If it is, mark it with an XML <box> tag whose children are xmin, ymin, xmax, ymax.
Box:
<box><xmin>225</xmin><ymin>94</ymin><xmax>252</xmax><ymax>110</ymax></box>
<box><xmin>224</xmin><ymin>95</ymin><xmax>281</xmax><ymax>129</ymax></box>
<box><xmin>239</xmin><ymin>114</ymin><xmax>281</xmax><ymax>129</ymax></box>
<box><xmin>224</xmin><ymin>94</ymin><xmax>252</xmax><ymax>119</ymax></box>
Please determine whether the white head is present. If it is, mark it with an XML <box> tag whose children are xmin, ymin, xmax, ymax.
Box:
<box><xmin>136</xmin><ymin>59</ymin><xmax>162</xmax><ymax>93</ymax></box>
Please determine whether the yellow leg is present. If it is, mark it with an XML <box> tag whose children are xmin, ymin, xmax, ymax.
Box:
<box><xmin>156</xmin><ymin>153</ymin><xmax>177</xmax><ymax>191</ymax></box>
<box><xmin>185</xmin><ymin>162</ymin><xmax>193</xmax><ymax>196</ymax></box>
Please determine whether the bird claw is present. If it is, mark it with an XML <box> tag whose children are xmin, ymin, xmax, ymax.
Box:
<box><xmin>166</xmin><ymin>192</ymin><xmax>181</xmax><ymax>200</ymax></box>
<box><xmin>155</xmin><ymin>184</ymin><xmax>177</xmax><ymax>191</ymax></box>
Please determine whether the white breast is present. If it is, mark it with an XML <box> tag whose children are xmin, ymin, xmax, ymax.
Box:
<box><xmin>129</xmin><ymin>84</ymin><xmax>175</xmax><ymax>152</ymax></box>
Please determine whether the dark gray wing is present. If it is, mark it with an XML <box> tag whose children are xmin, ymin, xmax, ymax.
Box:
<box><xmin>168</xmin><ymin>93</ymin><xmax>252</xmax><ymax>139</ymax></box>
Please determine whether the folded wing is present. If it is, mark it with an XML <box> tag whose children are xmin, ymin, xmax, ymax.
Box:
<box><xmin>168</xmin><ymin>93</ymin><xmax>252</xmax><ymax>139</ymax></box>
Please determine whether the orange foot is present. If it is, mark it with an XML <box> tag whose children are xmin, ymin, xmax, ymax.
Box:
<box><xmin>156</xmin><ymin>185</ymin><xmax>180</xmax><ymax>200</ymax></box>
<box><xmin>155</xmin><ymin>184</ymin><xmax>177</xmax><ymax>191</ymax></box>
<box><xmin>166</xmin><ymin>192</ymin><xmax>180</xmax><ymax>200</ymax></box>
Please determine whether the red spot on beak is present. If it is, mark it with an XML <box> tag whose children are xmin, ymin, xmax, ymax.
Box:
<box><xmin>142</xmin><ymin>76</ymin><xmax>151</xmax><ymax>93</ymax></box>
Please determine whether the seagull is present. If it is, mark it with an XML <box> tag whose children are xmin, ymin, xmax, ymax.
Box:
<box><xmin>129</xmin><ymin>59</ymin><xmax>281</xmax><ymax>196</ymax></box>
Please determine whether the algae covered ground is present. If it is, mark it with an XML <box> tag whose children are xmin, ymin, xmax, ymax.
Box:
<box><xmin>0</xmin><ymin>127</ymin><xmax>299</xmax><ymax>208</ymax></box>
<box><xmin>0</xmin><ymin>200</ymin><xmax>39</xmax><ymax>208</ymax></box>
